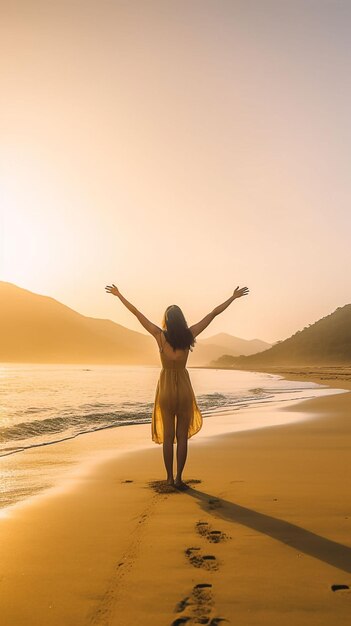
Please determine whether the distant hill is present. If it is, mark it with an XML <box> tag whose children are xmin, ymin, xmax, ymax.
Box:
<box><xmin>0</xmin><ymin>282</ymin><xmax>268</xmax><ymax>366</ymax></box>
<box><xmin>210</xmin><ymin>304</ymin><xmax>351</xmax><ymax>367</ymax></box>
<box><xmin>199</xmin><ymin>332</ymin><xmax>271</xmax><ymax>355</ymax></box>
<box><xmin>188</xmin><ymin>333</ymin><xmax>271</xmax><ymax>367</ymax></box>
<box><xmin>0</xmin><ymin>282</ymin><xmax>156</xmax><ymax>365</ymax></box>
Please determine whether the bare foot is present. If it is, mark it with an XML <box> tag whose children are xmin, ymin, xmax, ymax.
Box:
<box><xmin>175</xmin><ymin>480</ymin><xmax>190</xmax><ymax>491</ymax></box>
<box><xmin>166</xmin><ymin>477</ymin><xmax>175</xmax><ymax>486</ymax></box>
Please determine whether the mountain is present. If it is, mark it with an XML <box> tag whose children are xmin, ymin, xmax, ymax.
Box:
<box><xmin>210</xmin><ymin>304</ymin><xmax>351</xmax><ymax>367</ymax></box>
<box><xmin>0</xmin><ymin>282</ymin><xmax>269</xmax><ymax>366</ymax></box>
<box><xmin>199</xmin><ymin>332</ymin><xmax>271</xmax><ymax>355</ymax></box>
<box><xmin>0</xmin><ymin>282</ymin><xmax>156</xmax><ymax>365</ymax></box>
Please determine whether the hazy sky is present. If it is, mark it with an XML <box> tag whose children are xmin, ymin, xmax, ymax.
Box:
<box><xmin>1</xmin><ymin>0</ymin><xmax>350</xmax><ymax>343</ymax></box>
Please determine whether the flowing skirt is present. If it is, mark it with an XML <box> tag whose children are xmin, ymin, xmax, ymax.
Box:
<box><xmin>151</xmin><ymin>368</ymin><xmax>203</xmax><ymax>444</ymax></box>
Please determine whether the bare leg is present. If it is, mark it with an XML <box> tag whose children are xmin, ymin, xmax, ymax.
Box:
<box><xmin>163</xmin><ymin>436</ymin><xmax>174</xmax><ymax>484</ymax></box>
<box><xmin>162</xmin><ymin>412</ymin><xmax>176</xmax><ymax>485</ymax></box>
<box><xmin>175</xmin><ymin>437</ymin><xmax>188</xmax><ymax>486</ymax></box>
<box><xmin>175</xmin><ymin>414</ymin><xmax>191</xmax><ymax>489</ymax></box>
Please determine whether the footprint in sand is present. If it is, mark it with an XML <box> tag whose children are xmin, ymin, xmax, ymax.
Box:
<box><xmin>196</xmin><ymin>521</ymin><xmax>229</xmax><ymax>543</ymax></box>
<box><xmin>174</xmin><ymin>597</ymin><xmax>191</xmax><ymax>613</ymax></box>
<box><xmin>185</xmin><ymin>547</ymin><xmax>219</xmax><ymax>571</ymax></box>
<box><xmin>172</xmin><ymin>583</ymin><xmax>227</xmax><ymax>625</ymax></box>
<box><xmin>331</xmin><ymin>584</ymin><xmax>350</xmax><ymax>593</ymax></box>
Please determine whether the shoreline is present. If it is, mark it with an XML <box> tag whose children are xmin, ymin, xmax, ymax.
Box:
<box><xmin>196</xmin><ymin>364</ymin><xmax>351</xmax><ymax>390</ymax></box>
<box><xmin>0</xmin><ymin>370</ymin><xmax>345</xmax><ymax>516</ymax></box>
<box><xmin>0</xmin><ymin>369</ymin><xmax>350</xmax><ymax>625</ymax></box>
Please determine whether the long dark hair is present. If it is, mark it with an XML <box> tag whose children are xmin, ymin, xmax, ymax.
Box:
<box><xmin>161</xmin><ymin>305</ymin><xmax>196</xmax><ymax>352</ymax></box>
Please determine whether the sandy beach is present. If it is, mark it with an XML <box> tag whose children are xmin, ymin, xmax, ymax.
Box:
<box><xmin>0</xmin><ymin>369</ymin><xmax>351</xmax><ymax>626</ymax></box>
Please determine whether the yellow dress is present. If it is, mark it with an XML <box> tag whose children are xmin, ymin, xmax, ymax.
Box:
<box><xmin>151</xmin><ymin>331</ymin><xmax>203</xmax><ymax>444</ymax></box>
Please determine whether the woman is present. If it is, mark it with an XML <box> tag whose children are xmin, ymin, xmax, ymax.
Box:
<box><xmin>105</xmin><ymin>283</ymin><xmax>249</xmax><ymax>490</ymax></box>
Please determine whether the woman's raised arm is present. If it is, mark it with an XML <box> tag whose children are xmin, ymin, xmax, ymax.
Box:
<box><xmin>189</xmin><ymin>285</ymin><xmax>249</xmax><ymax>338</ymax></box>
<box><xmin>105</xmin><ymin>283</ymin><xmax>161</xmax><ymax>337</ymax></box>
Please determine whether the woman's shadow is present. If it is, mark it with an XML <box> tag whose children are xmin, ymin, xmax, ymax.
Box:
<box><xmin>184</xmin><ymin>485</ymin><xmax>351</xmax><ymax>575</ymax></box>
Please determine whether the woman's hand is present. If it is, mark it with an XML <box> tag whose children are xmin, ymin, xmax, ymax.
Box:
<box><xmin>233</xmin><ymin>285</ymin><xmax>249</xmax><ymax>299</ymax></box>
<box><xmin>105</xmin><ymin>283</ymin><xmax>120</xmax><ymax>297</ymax></box>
